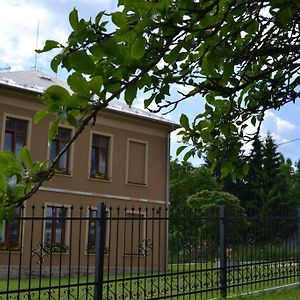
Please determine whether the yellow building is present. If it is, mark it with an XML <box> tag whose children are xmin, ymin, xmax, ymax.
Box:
<box><xmin>0</xmin><ymin>69</ymin><xmax>178</xmax><ymax>277</ymax></box>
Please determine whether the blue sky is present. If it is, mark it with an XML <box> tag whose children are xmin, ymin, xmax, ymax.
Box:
<box><xmin>1</xmin><ymin>0</ymin><xmax>300</xmax><ymax>165</ymax></box>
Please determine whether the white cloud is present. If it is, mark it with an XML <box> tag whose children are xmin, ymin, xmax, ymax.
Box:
<box><xmin>0</xmin><ymin>1</ymin><xmax>68</xmax><ymax>71</ymax></box>
<box><xmin>262</xmin><ymin>111</ymin><xmax>295</xmax><ymax>142</ymax></box>
<box><xmin>78</xmin><ymin>0</ymin><xmax>111</xmax><ymax>4</ymax></box>
<box><xmin>242</xmin><ymin>110</ymin><xmax>296</xmax><ymax>155</ymax></box>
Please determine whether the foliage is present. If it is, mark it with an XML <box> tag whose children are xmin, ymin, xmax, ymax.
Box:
<box><xmin>187</xmin><ymin>190</ymin><xmax>247</xmax><ymax>242</ymax></box>
<box><xmin>1</xmin><ymin>0</ymin><xmax>300</xmax><ymax>217</ymax></box>
<box><xmin>169</xmin><ymin>159</ymin><xmax>221</xmax><ymax>211</ymax></box>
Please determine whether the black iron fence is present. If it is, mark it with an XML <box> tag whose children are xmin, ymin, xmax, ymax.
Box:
<box><xmin>0</xmin><ymin>203</ymin><xmax>300</xmax><ymax>299</ymax></box>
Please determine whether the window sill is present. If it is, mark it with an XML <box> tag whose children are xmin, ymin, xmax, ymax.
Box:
<box><xmin>126</xmin><ymin>182</ymin><xmax>147</xmax><ymax>188</ymax></box>
<box><xmin>54</xmin><ymin>170</ymin><xmax>72</xmax><ymax>178</ymax></box>
<box><xmin>0</xmin><ymin>245</ymin><xmax>21</xmax><ymax>252</ymax></box>
<box><xmin>88</xmin><ymin>175</ymin><xmax>111</xmax><ymax>183</ymax></box>
<box><xmin>85</xmin><ymin>248</ymin><xmax>109</xmax><ymax>255</ymax></box>
<box><xmin>44</xmin><ymin>243</ymin><xmax>68</xmax><ymax>254</ymax></box>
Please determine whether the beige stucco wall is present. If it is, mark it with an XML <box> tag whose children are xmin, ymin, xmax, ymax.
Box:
<box><xmin>0</xmin><ymin>88</ymin><xmax>173</xmax><ymax>206</ymax></box>
<box><xmin>0</xmin><ymin>86</ymin><xmax>172</xmax><ymax>272</ymax></box>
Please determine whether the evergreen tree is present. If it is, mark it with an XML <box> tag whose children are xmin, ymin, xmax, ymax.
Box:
<box><xmin>243</xmin><ymin>137</ymin><xmax>264</xmax><ymax>210</ymax></box>
<box><xmin>262</xmin><ymin>133</ymin><xmax>283</xmax><ymax>210</ymax></box>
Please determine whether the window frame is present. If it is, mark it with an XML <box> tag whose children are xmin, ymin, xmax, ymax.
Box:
<box><xmin>85</xmin><ymin>206</ymin><xmax>110</xmax><ymax>255</ymax></box>
<box><xmin>43</xmin><ymin>204</ymin><xmax>70</xmax><ymax>253</ymax></box>
<box><xmin>1</xmin><ymin>113</ymin><xmax>32</xmax><ymax>153</ymax></box>
<box><xmin>88</xmin><ymin>131</ymin><xmax>113</xmax><ymax>181</ymax></box>
<box><xmin>0</xmin><ymin>206</ymin><xmax>24</xmax><ymax>251</ymax></box>
<box><xmin>48</xmin><ymin>125</ymin><xmax>74</xmax><ymax>176</ymax></box>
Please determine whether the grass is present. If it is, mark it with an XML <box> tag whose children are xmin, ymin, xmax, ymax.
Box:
<box><xmin>0</xmin><ymin>262</ymin><xmax>299</xmax><ymax>299</ymax></box>
<box><xmin>234</xmin><ymin>287</ymin><xmax>300</xmax><ymax>299</ymax></box>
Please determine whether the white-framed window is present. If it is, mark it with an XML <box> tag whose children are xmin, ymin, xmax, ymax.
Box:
<box><xmin>86</xmin><ymin>207</ymin><xmax>110</xmax><ymax>255</ymax></box>
<box><xmin>88</xmin><ymin>132</ymin><xmax>113</xmax><ymax>180</ymax></box>
<box><xmin>44</xmin><ymin>205</ymin><xmax>68</xmax><ymax>253</ymax></box>
<box><xmin>0</xmin><ymin>206</ymin><xmax>22</xmax><ymax>251</ymax></box>
<box><xmin>2</xmin><ymin>114</ymin><xmax>31</xmax><ymax>156</ymax></box>
<box><xmin>49</xmin><ymin>127</ymin><xmax>72</xmax><ymax>175</ymax></box>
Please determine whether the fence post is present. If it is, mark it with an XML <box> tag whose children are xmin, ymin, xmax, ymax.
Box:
<box><xmin>94</xmin><ymin>203</ymin><xmax>107</xmax><ymax>300</ymax></box>
<box><xmin>297</xmin><ymin>207</ymin><xmax>300</xmax><ymax>284</ymax></box>
<box><xmin>219</xmin><ymin>205</ymin><xmax>227</xmax><ymax>299</ymax></box>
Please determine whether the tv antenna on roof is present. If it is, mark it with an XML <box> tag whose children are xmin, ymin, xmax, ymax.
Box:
<box><xmin>0</xmin><ymin>66</ymin><xmax>11</xmax><ymax>71</ymax></box>
<box><xmin>34</xmin><ymin>19</ymin><xmax>40</xmax><ymax>69</ymax></box>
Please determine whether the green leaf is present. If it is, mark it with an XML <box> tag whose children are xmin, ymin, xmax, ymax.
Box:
<box><xmin>144</xmin><ymin>93</ymin><xmax>156</xmax><ymax>109</ymax></box>
<box><xmin>130</xmin><ymin>37</ymin><xmax>146</xmax><ymax>60</ymax></box>
<box><xmin>48</xmin><ymin>120</ymin><xmax>59</xmax><ymax>143</ymax></box>
<box><xmin>67</xmin><ymin>51</ymin><xmax>95</xmax><ymax>74</ymax></box>
<box><xmin>183</xmin><ymin>150</ymin><xmax>193</xmax><ymax>162</ymax></box>
<box><xmin>277</xmin><ymin>7</ymin><xmax>293</xmax><ymax>28</ymax></box>
<box><xmin>0</xmin><ymin>152</ymin><xmax>22</xmax><ymax>176</ymax></box>
<box><xmin>36</xmin><ymin>40</ymin><xmax>60</xmax><ymax>53</ymax></box>
<box><xmin>34</xmin><ymin>109</ymin><xmax>50</xmax><ymax>124</ymax></box>
<box><xmin>106</xmin><ymin>82</ymin><xmax>121</xmax><ymax>94</ymax></box>
<box><xmin>112</xmin><ymin>12</ymin><xmax>127</xmax><ymax>27</ymax></box>
<box><xmin>67</xmin><ymin>113</ymin><xmax>77</xmax><ymax>127</ymax></box>
<box><xmin>245</xmin><ymin>20</ymin><xmax>259</xmax><ymax>34</ymax></box>
<box><xmin>223</xmin><ymin>62</ymin><xmax>234</xmax><ymax>82</ymax></box>
<box><xmin>220</xmin><ymin>161</ymin><xmax>233</xmax><ymax>178</ymax></box>
<box><xmin>164</xmin><ymin>47</ymin><xmax>180</xmax><ymax>63</ymax></box>
<box><xmin>176</xmin><ymin>145</ymin><xmax>186</xmax><ymax>156</ymax></box>
<box><xmin>89</xmin><ymin>76</ymin><xmax>103</xmax><ymax>94</ymax></box>
<box><xmin>67</xmin><ymin>72</ymin><xmax>90</xmax><ymax>97</ymax></box>
<box><xmin>0</xmin><ymin>174</ymin><xmax>7</xmax><ymax>194</ymax></box>
<box><xmin>44</xmin><ymin>85</ymin><xmax>70</xmax><ymax>103</ymax></box>
<box><xmin>243</xmin><ymin>164</ymin><xmax>250</xmax><ymax>176</ymax></box>
<box><xmin>51</xmin><ymin>54</ymin><xmax>63</xmax><ymax>73</ymax></box>
<box><xmin>124</xmin><ymin>84</ymin><xmax>137</xmax><ymax>106</ymax></box>
<box><xmin>69</xmin><ymin>8</ymin><xmax>79</xmax><ymax>31</ymax></box>
<box><xmin>180</xmin><ymin>114</ymin><xmax>190</xmax><ymax>130</ymax></box>
<box><xmin>19</xmin><ymin>147</ymin><xmax>33</xmax><ymax>168</ymax></box>
<box><xmin>67</xmin><ymin>94</ymin><xmax>89</xmax><ymax>108</ymax></box>
<box><xmin>7</xmin><ymin>175</ymin><xmax>17</xmax><ymax>193</ymax></box>
<box><xmin>251</xmin><ymin>116</ymin><xmax>256</xmax><ymax>126</ymax></box>
<box><xmin>11</xmin><ymin>186</ymin><xmax>25</xmax><ymax>199</ymax></box>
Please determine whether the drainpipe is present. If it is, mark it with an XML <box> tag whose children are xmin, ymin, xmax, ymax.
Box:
<box><xmin>164</xmin><ymin>130</ymin><xmax>171</xmax><ymax>272</ymax></box>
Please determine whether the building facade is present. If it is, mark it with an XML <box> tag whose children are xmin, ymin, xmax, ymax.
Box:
<box><xmin>0</xmin><ymin>70</ymin><xmax>177</xmax><ymax>276</ymax></box>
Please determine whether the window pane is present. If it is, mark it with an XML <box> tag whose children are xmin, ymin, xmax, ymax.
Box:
<box><xmin>59</xmin><ymin>152</ymin><xmax>68</xmax><ymax>170</ymax></box>
<box><xmin>44</xmin><ymin>207</ymin><xmax>66</xmax><ymax>246</ymax></box>
<box><xmin>59</xmin><ymin>128</ymin><xmax>71</xmax><ymax>141</ymax></box>
<box><xmin>45</xmin><ymin>207</ymin><xmax>53</xmax><ymax>244</ymax></box>
<box><xmin>0</xmin><ymin>207</ymin><xmax>21</xmax><ymax>246</ymax></box>
<box><xmin>5</xmin><ymin>117</ymin><xmax>14</xmax><ymax>130</ymax></box>
<box><xmin>99</xmin><ymin>136</ymin><xmax>109</xmax><ymax>147</ymax></box>
<box><xmin>99</xmin><ymin>151</ymin><xmax>107</xmax><ymax>175</ymax></box>
<box><xmin>90</xmin><ymin>134</ymin><xmax>109</xmax><ymax>178</ymax></box>
<box><xmin>50</xmin><ymin>141</ymin><xmax>57</xmax><ymax>162</ymax></box>
<box><xmin>4</xmin><ymin>132</ymin><xmax>12</xmax><ymax>151</ymax></box>
<box><xmin>16</xmin><ymin>119</ymin><xmax>27</xmax><ymax>132</ymax></box>
<box><xmin>9</xmin><ymin>221</ymin><xmax>19</xmax><ymax>244</ymax></box>
<box><xmin>92</xmin><ymin>134</ymin><xmax>109</xmax><ymax>147</ymax></box>
<box><xmin>92</xmin><ymin>134</ymin><xmax>99</xmax><ymax>145</ymax></box>
<box><xmin>91</xmin><ymin>147</ymin><xmax>97</xmax><ymax>174</ymax></box>
<box><xmin>88</xmin><ymin>210</ymin><xmax>97</xmax><ymax>248</ymax></box>
<box><xmin>16</xmin><ymin>134</ymin><xmax>25</xmax><ymax>156</ymax></box>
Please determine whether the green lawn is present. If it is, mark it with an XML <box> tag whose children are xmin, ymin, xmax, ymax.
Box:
<box><xmin>234</xmin><ymin>287</ymin><xmax>300</xmax><ymax>300</ymax></box>
<box><xmin>0</xmin><ymin>262</ymin><xmax>298</xmax><ymax>299</ymax></box>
